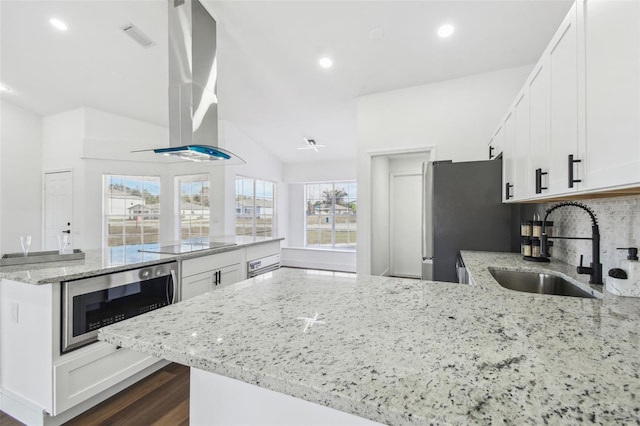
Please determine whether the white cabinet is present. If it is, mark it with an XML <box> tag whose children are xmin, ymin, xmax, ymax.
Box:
<box><xmin>527</xmin><ymin>58</ymin><xmax>550</xmax><ymax>197</ymax></box>
<box><xmin>181</xmin><ymin>250</ymin><xmax>242</xmax><ymax>300</ymax></box>
<box><xmin>513</xmin><ymin>90</ymin><xmax>531</xmax><ymax>200</ymax></box>
<box><xmin>547</xmin><ymin>4</ymin><xmax>580</xmax><ymax>196</ymax></box>
<box><xmin>499</xmin><ymin>0</ymin><xmax>640</xmax><ymax>201</ymax></box>
<box><xmin>54</xmin><ymin>343</ymin><xmax>159</xmax><ymax>414</ymax></box>
<box><xmin>502</xmin><ymin>111</ymin><xmax>515</xmax><ymax>202</ymax></box>
<box><xmin>578</xmin><ymin>0</ymin><xmax>640</xmax><ymax>190</ymax></box>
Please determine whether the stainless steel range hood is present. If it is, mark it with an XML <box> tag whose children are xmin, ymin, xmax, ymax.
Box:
<box><xmin>152</xmin><ymin>0</ymin><xmax>244</xmax><ymax>164</ymax></box>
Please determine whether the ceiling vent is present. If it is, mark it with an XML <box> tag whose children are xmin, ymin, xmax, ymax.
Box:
<box><xmin>121</xmin><ymin>23</ymin><xmax>156</xmax><ymax>48</ymax></box>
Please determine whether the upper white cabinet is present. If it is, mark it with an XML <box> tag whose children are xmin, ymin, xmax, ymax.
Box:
<box><xmin>502</xmin><ymin>112</ymin><xmax>515</xmax><ymax>202</ymax></box>
<box><xmin>499</xmin><ymin>0</ymin><xmax>640</xmax><ymax>201</ymax></box>
<box><xmin>578</xmin><ymin>0</ymin><xmax>640</xmax><ymax>190</ymax></box>
<box><xmin>513</xmin><ymin>90</ymin><xmax>531</xmax><ymax>199</ymax></box>
<box><xmin>547</xmin><ymin>4</ymin><xmax>580</xmax><ymax>196</ymax></box>
<box><xmin>528</xmin><ymin>58</ymin><xmax>550</xmax><ymax>197</ymax></box>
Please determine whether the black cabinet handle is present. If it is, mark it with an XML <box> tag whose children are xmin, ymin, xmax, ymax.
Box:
<box><xmin>568</xmin><ymin>154</ymin><xmax>582</xmax><ymax>188</ymax></box>
<box><xmin>535</xmin><ymin>168</ymin><xmax>548</xmax><ymax>194</ymax></box>
<box><xmin>489</xmin><ymin>145</ymin><xmax>495</xmax><ymax>159</ymax></box>
<box><xmin>505</xmin><ymin>182</ymin><xmax>514</xmax><ymax>199</ymax></box>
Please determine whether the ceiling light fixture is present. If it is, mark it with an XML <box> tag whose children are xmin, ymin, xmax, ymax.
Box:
<box><xmin>50</xmin><ymin>18</ymin><xmax>68</xmax><ymax>31</ymax></box>
<box><xmin>318</xmin><ymin>57</ymin><xmax>333</xmax><ymax>69</ymax></box>
<box><xmin>437</xmin><ymin>24</ymin><xmax>454</xmax><ymax>38</ymax></box>
<box><xmin>0</xmin><ymin>84</ymin><xmax>10</xmax><ymax>93</ymax></box>
<box><xmin>297</xmin><ymin>138</ymin><xmax>326</xmax><ymax>153</ymax></box>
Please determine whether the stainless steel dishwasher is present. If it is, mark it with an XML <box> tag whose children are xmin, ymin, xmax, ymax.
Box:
<box><xmin>247</xmin><ymin>253</ymin><xmax>280</xmax><ymax>278</ymax></box>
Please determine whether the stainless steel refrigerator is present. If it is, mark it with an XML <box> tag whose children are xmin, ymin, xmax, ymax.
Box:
<box><xmin>421</xmin><ymin>159</ymin><xmax>512</xmax><ymax>282</ymax></box>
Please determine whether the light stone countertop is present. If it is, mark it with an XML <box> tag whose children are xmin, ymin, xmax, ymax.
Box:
<box><xmin>98</xmin><ymin>252</ymin><xmax>640</xmax><ymax>425</ymax></box>
<box><xmin>0</xmin><ymin>236</ymin><xmax>284</xmax><ymax>285</ymax></box>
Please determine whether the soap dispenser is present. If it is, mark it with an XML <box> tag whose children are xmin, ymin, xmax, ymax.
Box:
<box><xmin>606</xmin><ymin>247</ymin><xmax>640</xmax><ymax>297</ymax></box>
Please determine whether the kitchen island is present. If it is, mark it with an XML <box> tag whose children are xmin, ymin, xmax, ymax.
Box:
<box><xmin>0</xmin><ymin>236</ymin><xmax>282</xmax><ymax>426</ymax></box>
<box><xmin>98</xmin><ymin>252</ymin><xmax>640</xmax><ymax>425</ymax></box>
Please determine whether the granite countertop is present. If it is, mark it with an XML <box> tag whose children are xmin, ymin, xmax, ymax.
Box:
<box><xmin>0</xmin><ymin>236</ymin><xmax>284</xmax><ymax>285</ymax></box>
<box><xmin>99</xmin><ymin>253</ymin><xmax>640</xmax><ymax>425</ymax></box>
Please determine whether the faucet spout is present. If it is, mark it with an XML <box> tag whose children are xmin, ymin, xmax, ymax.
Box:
<box><xmin>540</xmin><ymin>202</ymin><xmax>602</xmax><ymax>285</ymax></box>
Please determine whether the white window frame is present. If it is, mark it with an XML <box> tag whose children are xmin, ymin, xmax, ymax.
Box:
<box><xmin>235</xmin><ymin>176</ymin><xmax>277</xmax><ymax>238</ymax></box>
<box><xmin>304</xmin><ymin>181</ymin><xmax>356</xmax><ymax>250</ymax></box>
<box><xmin>175</xmin><ymin>174</ymin><xmax>211</xmax><ymax>243</ymax></box>
<box><xmin>103</xmin><ymin>174</ymin><xmax>161</xmax><ymax>250</ymax></box>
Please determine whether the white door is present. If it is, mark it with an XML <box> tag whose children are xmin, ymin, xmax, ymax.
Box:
<box><xmin>44</xmin><ymin>171</ymin><xmax>72</xmax><ymax>251</ymax></box>
<box><xmin>390</xmin><ymin>174</ymin><xmax>422</xmax><ymax>278</ymax></box>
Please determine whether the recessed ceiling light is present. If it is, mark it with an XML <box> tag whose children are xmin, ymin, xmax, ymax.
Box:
<box><xmin>437</xmin><ymin>24</ymin><xmax>454</xmax><ymax>38</ymax></box>
<box><xmin>50</xmin><ymin>18</ymin><xmax>68</xmax><ymax>31</ymax></box>
<box><xmin>0</xmin><ymin>84</ymin><xmax>10</xmax><ymax>93</ymax></box>
<box><xmin>319</xmin><ymin>57</ymin><xmax>333</xmax><ymax>69</ymax></box>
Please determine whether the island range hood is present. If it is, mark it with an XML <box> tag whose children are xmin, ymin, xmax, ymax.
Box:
<box><xmin>149</xmin><ymin>0</ymin><xmax>244</xmax><ymax>164</ymax></box>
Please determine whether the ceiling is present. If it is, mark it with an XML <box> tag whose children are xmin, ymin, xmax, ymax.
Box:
<box><xmin>0</xmin><ymin>0</ymin><xmax>573</xmax><ymax>164</ymax></box>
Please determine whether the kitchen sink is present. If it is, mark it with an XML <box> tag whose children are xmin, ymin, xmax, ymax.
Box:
<box><xmin>488</xmin><ymin>268</ymin><xmax>596</xmax><ymax>299</ymax></box>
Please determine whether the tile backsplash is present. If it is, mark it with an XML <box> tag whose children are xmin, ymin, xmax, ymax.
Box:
<box><xmin>542</xmin><ymin>195</ymin><xmax>640</xmax><ymax>273</ymax></box>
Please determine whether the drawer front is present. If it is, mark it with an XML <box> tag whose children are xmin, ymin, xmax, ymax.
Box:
<box><xmin>246</xmin><ymin>242</ymin><xmax>280</xmax><ymax>262</ymax></box>
<box><xmin>182</xmin><ymin>250</ymin><xmax>242</xmax><ymax>277</ymax></box>
<box><xmin>53</xmin><ymin>342</ymin><xmax>159</xmax><ymax>414</ymax></box>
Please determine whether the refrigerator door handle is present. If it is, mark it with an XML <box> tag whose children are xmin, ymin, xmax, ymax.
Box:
<box><xmin>421</xmin><ymin>161</ymin><xmax>434</xmax><ymax>260</ymax></box>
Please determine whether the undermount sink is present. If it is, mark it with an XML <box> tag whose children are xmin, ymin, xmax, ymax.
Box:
<box><xmin>488</xmin><ymin>268</ymin><xmax>596</xmax><ymax>299</ymax></box>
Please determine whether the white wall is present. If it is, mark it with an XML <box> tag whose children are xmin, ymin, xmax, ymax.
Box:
<box><xmin>0</xmin><ymin>100</ymin><xmax>43</xmax><ymax>253</ymax></box>
<box><xmin>357</xmin><ymin>65</ymin><xmax>533</xmax><ymax>274</ymax></box>
<box><xmin>281</xmin><ymin>159</ymin><xmax>356</xmax><ymax>272</ymax></box>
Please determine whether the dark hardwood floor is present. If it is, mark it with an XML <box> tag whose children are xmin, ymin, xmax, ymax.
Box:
<box><xmin>0</xmin><ymin>363</ymin><xmax>189</xmax><ymax>426</ymax></box>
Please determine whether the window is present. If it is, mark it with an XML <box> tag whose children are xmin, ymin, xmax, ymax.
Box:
<box><xmin>235</xmin><ymin>176</ymin><xmax>276</xmax><ymax>237</ymax></box>
<box><xmin>305</xmin><ymin>182</ymin><xmax>356</xmax><ymax>250</ymax></box>
<box><xmin>104</xmin><ymin>175</ymin><xmax>161</xmax><ymax>250</ymax></box>
<box><xmin>176</xmin><ymin>174</ymin><xmax>210</xmax><ymax>243</ymax></box>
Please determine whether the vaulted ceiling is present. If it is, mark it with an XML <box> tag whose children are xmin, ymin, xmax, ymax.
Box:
<box><xmin>1</xmin><ymin>0</ymin><xmax>573</xmax><ymax>163</ymax></box>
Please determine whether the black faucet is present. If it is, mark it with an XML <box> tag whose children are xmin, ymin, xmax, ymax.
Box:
<box><xmin>540</xmin><ymin>201</ymin><xmax>603</xmax><ymax>285</ymax></box>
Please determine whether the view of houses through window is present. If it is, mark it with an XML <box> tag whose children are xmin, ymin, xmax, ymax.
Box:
<box><xmin>177</xmin><ymin>174</ymin><xmax>210</xmax><ymax>243</ymax></box>
<box><xmin>235</xmin><ymin>176</ymin><xmax>275</xmax><ymax>237</ymax></box>
<box><xmin>104</xmin><ymin>175</ymin><xmax>161</xmax><ymax>250</ymax></box>
<box><xmin>305</xmin><ymin>182</ymin><xmax>356</xmax><ymax>250</ymax></box>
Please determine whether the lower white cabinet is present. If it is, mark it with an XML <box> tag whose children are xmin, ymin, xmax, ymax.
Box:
<box><xmin>181</xmin><ymin>250</ymin><xmax>243</xmax><ymax>300</ymax></box>
<box><xmin>53</xmin><ymin>342</ymin><xmax>159</xmax><ymax>414</ymax></box>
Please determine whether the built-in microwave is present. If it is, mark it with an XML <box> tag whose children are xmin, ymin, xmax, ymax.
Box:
<box><xmin>61</xmin><ymin>262</ymin><xmax>178</xmax><ymax>353</ymax></box>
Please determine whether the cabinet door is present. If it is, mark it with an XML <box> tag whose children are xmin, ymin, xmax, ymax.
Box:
<box><xmin>528</xmin><ymin>58</ymin><xmax>550</xmax><ymax>196</ymax></box>
<box><xmin>580</xmin><ymin>0</ymin><xmax>640</xmax><ymax>189</ymax></box>
<box><xmin>547</xmin><ymin>4</ymin><xmax>580</xmax><ymax>195</ymax></box>
<box><xmin>513</xmin><ymin>90</ymin><xmax>531</xmax><ymax>200</ymax></box>
<box><xmin>181</xmin><ymin>270</ymin><xmax>215</xmax><ymax>300</ymax></box>
<box><xmin>502</xmin><ymin>111</ymin><xmax>515</xmax><ymax>202</ymax></box>
<box><xmin>214</xmin><ymin>264</ymin><xmax>242</xmax><ymax>291</ymax></box>
<box><xmin>54</xmin><ymin>343</ymin><xmax>159</xmax><ymax>415</ymax></box>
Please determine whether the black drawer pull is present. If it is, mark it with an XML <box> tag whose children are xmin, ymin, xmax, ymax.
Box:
<box><xmin>568</xmin><ymin>154</ymin><xmax>582</xmax><ymax>188</ymax></box>
<box><xmin>535</xmin><ymin>168</ymin><xmax>548</xmax><ymax>194</ymax></box>
<box><xmin>505</xmin><ymin>182</ymin><xmax>514</xmax><ymax>199</ymax></box>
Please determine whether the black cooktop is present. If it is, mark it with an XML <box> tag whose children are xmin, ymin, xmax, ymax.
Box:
<box><xmin>138</xmin><ymin>241</ymin><xmax>236</xmax><ymax>255</ymax></box>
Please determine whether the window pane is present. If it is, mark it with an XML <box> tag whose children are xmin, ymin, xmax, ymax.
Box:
<box><xmin>304</xmin><ymin>181</ymin><xmax>356</xmax><ymax>250</ymax></box>
<box><xmin>176</xmin><ymin>174</ymin><xmax>210</xmax><ymax>243</ymax></box>
<box><xmin>235</xmin><ymin>176</ymin><xmax>276</xmax><ymax>238</ymax></box>
<box><xmin>104</xmin><ymin>175</ymin><xmax>161</xmax><ymax>249</ymax></box>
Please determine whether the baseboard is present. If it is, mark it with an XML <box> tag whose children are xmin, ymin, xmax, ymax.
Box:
<box><xmin>280</xmin><ymin>260</ymin><xmax>356</xmax><ymax>273</ymax></box>
<box><xmin>1</xmin><ymin>360</ymin><xmax>169</xmax><ymax>426</ymax></box>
